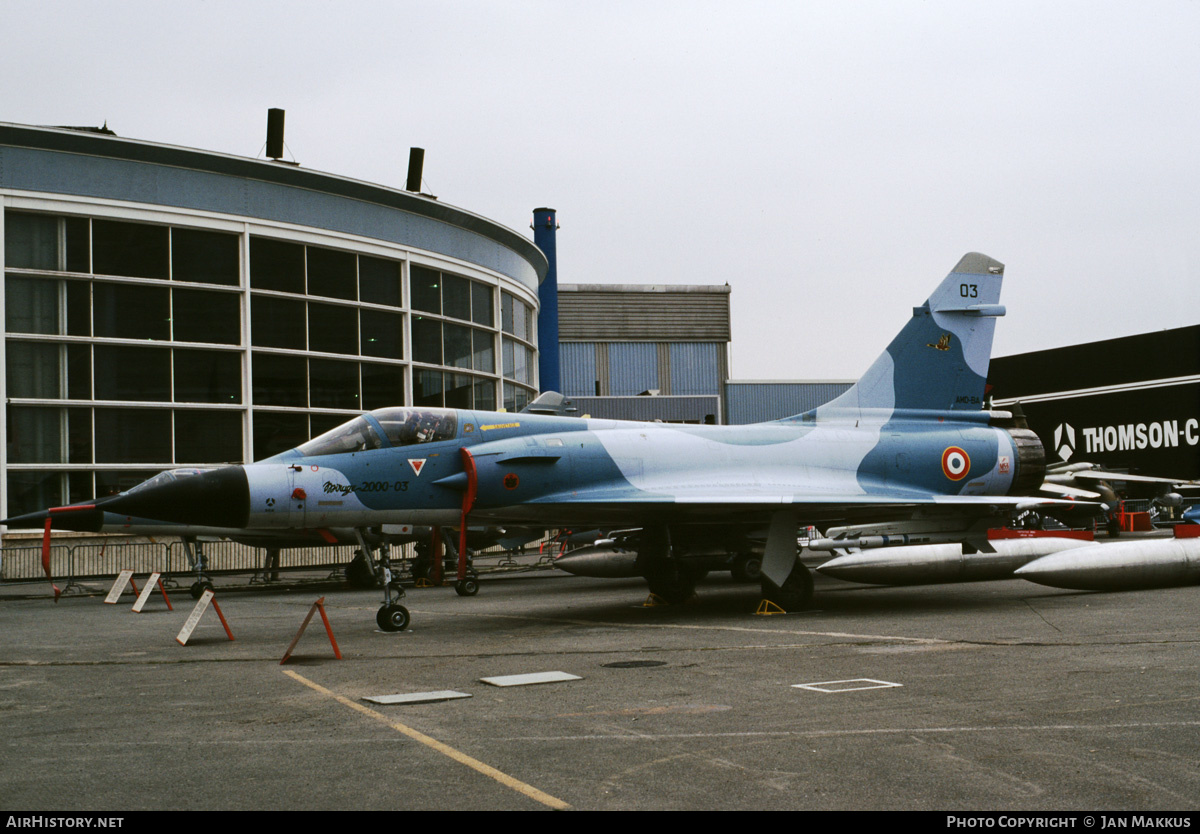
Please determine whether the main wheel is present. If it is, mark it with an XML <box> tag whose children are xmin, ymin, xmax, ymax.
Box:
<box><xmin>730</xmin><ymin>554</ymin><xmax>762</xmax><ymax>583</ymax></box>
<box><xmin>345</xmin><ymin>551</ymin><xmax>378</xmax><ymax>589</ymax></box>
<box><xmin>760</xmin><ymin>565</ymin><xmax>814</xmax><ymax>611</ymax></box>
<box><xmin>454</xmin><ymin>577</ymin><xmax>480</xmax><ymax>596</ymax></box>
<box><xmin>376</xmin><ymin>603</ymin><xmax>410</xmax><ymax>632</ymax></box>
<box><xmin>190</xmin><ymin>580</ymin><xmax>213</xmax><ymax>599</ymax></box>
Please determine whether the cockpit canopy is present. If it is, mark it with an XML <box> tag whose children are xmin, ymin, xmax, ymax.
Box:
<box><xmin>296</xmin><ymin>408</ymin><xmax>459</xmax><ymax>457</ymax></box>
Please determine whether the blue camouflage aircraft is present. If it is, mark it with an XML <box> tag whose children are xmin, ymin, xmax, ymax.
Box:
<box><xmin>97</xmin><ymin>253</ymin><xmax>1094</xmax><ymax>630</ymax></box>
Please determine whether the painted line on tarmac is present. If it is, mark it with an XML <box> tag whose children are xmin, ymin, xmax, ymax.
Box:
<box><xmin>418</xmin><ymin>609</ymin><xmax>947</xmax><ymax>644</ymax></box>
<box><xmin>283</xmin><ymin>669</ymin><xmax>571</xmax><ymax>811</ymax></box>
<box><xmin>496</xmin><ymin>719</ymin><xmax>1200</xmax><ymax>742</ymax></box>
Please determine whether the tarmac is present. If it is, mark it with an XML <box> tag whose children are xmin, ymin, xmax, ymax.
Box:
<box><xmin>2</xmin><ymin>544</ymin><xmax>1199</xmax><ymax>812</ymax></box>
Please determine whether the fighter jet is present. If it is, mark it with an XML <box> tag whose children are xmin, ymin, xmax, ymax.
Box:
<box><xmin>95</xmin><ymin>253</ymin><xmax>1098</xmax><ymax>629</ymax></box>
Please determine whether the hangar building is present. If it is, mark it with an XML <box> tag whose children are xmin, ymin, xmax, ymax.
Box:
<box><xmin>988</xmin><ymin>325</ymin><xmax>1200</xmax><ymax>481</ymax></box>
<box><xmin>557</xmin><ymin>283</ymin><xmax>730</xmax><ymax>423</ymax></box>
<box><xmin>0</xmin><ymin>122</ymin><xmax>545</xmax><ymax>519</ymax></box>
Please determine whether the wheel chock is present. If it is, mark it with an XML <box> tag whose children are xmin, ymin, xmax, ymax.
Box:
<box><xmin>281</xmin><ymin>597</ymin><xmax>343</xmax><ymax>664</ymax></box>
<box><xmin>755</xmin><ymin>599</ymin><xmax>788</xmax><ymax>616</ymax></box>
<box><xmin>176</xmin><ymin>589</ymin><xmax>235</xmax><ymax>645</ymax></box>
<box><xmin>642</xmin><ymin>593</ymin><xmax>668</xmax><ymax>607</ymax></box>
<box><xmin>414</xmin><ymin>578</ymin><xmax>437</xmax><ymax>588</ymax></box>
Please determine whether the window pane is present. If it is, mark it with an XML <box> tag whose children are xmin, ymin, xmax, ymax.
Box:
<box><xmin>472</xmin><ymin>282</ymin><xmax>494</xmax><ymax>326</ymax></box>
<box><xmin>174</xmin><ymin>350</ymin><xmax>242</xmax><ymax>404</ymax></box>
<box><xmin>309</xmin><ymin>358</ymin><xmax>360</xmax><ymax>409</ymax></box>
<box><xmin>473</xmin><ymin>378</ymin><xmax>495</xmax><ymax>411</ymax></box>
<box><xmin>442</xmin><ymin>273</ymin><xmax>470</xmax><ymax>321</ymax></box>
<box><xmin>67</xmin><ymin>344</ymin><xmax>91</xmax><ymax>399</ymax></box>
<box><xmin>94</xmin><ymin>408</ymin><xmax>171</xmax><ymax>463</ymax></box>
<box><xmin>250</xmin><ymin>237</ymin><xmax>304</xmax><ymax>293</ymax></box>
<box><xmin>412</xmin><ymin>317</ymin><xmax>442</xmax><ymax>365</ymax></box>
<box><xmin>94</xmin><ymin>345</ymin><xmax>171</xmax><ymax>401</ymax></box>
<box><xmin>94</xmin><ymin>283</ymin><xmax>170</xmax><ymax>340</ymax></box>
<box><xmin>472</xmin><ymin>328</ymin><xmax>494</xmax><ymax>373</ymax></box>
<box><xmin>92</xmin><ymin>220</ymin><xmax>168</xmax><ymax>279</ymax></box>
<box><xmin>251</xmin><ymin>295</ymin><xmax>305</xmax><ymax>349</ymax></box>
<box><xmin>413</xmin><ymin>369</ymin><xmax>443</xmax><ymax>407</ymax></box>
<box><xmin>503</xmin><ymin>382</ymin><xmax>531</xmax><ymax>413</ymax></box>
<box><xmin>4</xmin><ymin>213</ymin><xmax>58</xmax><ymax>269</ymax></box>
<box><xmin>8</xmin><ymin>471</ymin><xmax>66</xmax><ymax>518</ymax></box>
<box><xmin>359</xmin><ymin>256</ymin><xmax>402</xmax><ymax>306</ymax></box>
<box><xmin>6</xmin><ymin>343</ymin><xmax>90</xmax><ymax>401</ymax></box>
<box><xmin>308</xmin><ymin>302</ymin><xmax>358</xmax><ymax>355</ymax></box>
<box><xmin>445</xmin><ymin>373</ymin><xmax>473</xmax><ymax>409</ymax></box>
<box><xmin>253</xmin><ymin>411</ymin><xmax>309</xmax><ymax>460</ymax></box>
<box><xmin>306</xmin><ymin>247</ymin><xmax>356</xmax><ymax>300</ymax></box>
<box><xmin>512</xmin><ymin>298</ymin><xmax>528</xmax><ymax>342</ymax></box>
<box><xmin>361</xmin><ymin>362</ymin><xmax>405</xmax><ymax>410</ymax></box>
<box><xmin>7</xmin><ymin>406</ymin><xmax>63</xmax><ymax>463</ymax></box>
<box><xmin>175</xmin><ymin>410</ymin><xmax>243</xmax><ymax>464</ymax></box>
<box><xmin>360</xmin><ymin>309</ymin><xmax>403</xmax><ymax>358</ymax></box>
<box><xmin>64</xmin><ymin>217</ymin><xmax>90</xmax><ymax>273</ymax></box>
<box><xmin>501</xmin><ymin>292</ymin><xmax>514</xmax><ymax>335</ymax></box>
<box><xmin>443</xmin><ymin>322</ymin><xmax>473</xmax><ymax>369</ymax></box>
<box><xmin>173</xmin><ymin>288</ymin><xmax>240</xmax><ymax>344</ymax></box>
<box><xmin>172</xmin><ymin>228</ymin><xmax>239</xmax><ymax>285</ymax></box>
<box><xmin>252</xmin><ymin>353</ymin><xmax>307</xmax><ymax>407</ymax></box>
<box><xmin>6</xmin><ymin>342</ymin><xmax>62</xmax><ymax>398</ymax></box>
<box><xmin>6</xmin><ymin>275</ymin><xmax>59</xmax><ymax>334</ymax></box>
<box><xmin>410</xmin><ymin>265</ymin><xmax>441</xmax><ymax>313</ymax></box>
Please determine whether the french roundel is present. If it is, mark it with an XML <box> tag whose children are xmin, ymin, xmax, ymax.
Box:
<box><xmin>941</xmin><ymin>446</ymin><xmax>970</xmax><ymax>481</ymax></box>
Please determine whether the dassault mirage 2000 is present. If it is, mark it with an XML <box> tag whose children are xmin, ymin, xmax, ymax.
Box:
<box><xmin>99</xmin><ymin>253</ymin><xmax>1096</xmax><ymax>630</ymax></box>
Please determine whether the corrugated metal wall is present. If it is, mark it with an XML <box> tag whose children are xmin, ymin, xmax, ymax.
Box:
<box><xmin>558</xmin><ymin>284</ymin><xmax>731</xmax><ymax>342</ymax></box>
<box><xmin>725</xmin><ymin>381</ymin><xmax>855</xmax><ymax>424</ymax></box>
<box><xmin>608</xmin><ymin>343</ymin><xmax>659</xmax><ymax>395</ymax></box>
<box><xmin>560</xmin><ymin>342</ymin><xmax>598</xmax><ymax>396</ymax></box>
<box><xmin>570</xmin><ymin>395</ymin><xmax>721</xmax><ymax>423</ymax></box>
<box><xmin>669</xmin><ymin>343</ymin><xmax>722</xmax><ymax>395</ymax></box>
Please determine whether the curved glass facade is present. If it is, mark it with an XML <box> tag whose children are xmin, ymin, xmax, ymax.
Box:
<box><xmin>1</xmin><ymin>127</ymin><xmax>542</xmax><ymax>519</ymax></box>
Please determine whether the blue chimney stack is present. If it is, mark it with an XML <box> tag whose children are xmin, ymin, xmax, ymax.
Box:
<box><xmin>533</xmin><ymin>207</ymin><xmax>560</xmax><ymax>393</ymax></box>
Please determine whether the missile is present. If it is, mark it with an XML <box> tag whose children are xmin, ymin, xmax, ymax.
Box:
<box><xmin>553</xmin><ymin>541</ymin><xmax>640</xmax><ymax>578</ymax></box>
<box><xmin>816</xmin><ymin>535</ymin><xmax>1094</xmax><ymax>586</ymax></box>
<box><xmin>1014</xmin><ymin>531</ymin><xmax>1200</xmax><ymax>590</ymax></box>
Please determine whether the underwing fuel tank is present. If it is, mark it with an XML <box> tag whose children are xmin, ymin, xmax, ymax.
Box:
<box><xmin>553</xmin><ymin>541</ymin><xmax>640</xmax><ymax>578</ymax></box>
<box><xmin>816</xmin><ymin>531</ymin><xmax>1094</xmax><ymax>586</ymax></box>
<box><xmin>1014</xmin><ymin>527</ymin><xmax>1200</xmax><ymax>591</ymax></box>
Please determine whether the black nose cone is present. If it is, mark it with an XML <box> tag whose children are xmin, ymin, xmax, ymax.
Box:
<box><xmin>106</xmin><ymin>466</ymin><xmax>251</xmax><ymax>529</ymax></box>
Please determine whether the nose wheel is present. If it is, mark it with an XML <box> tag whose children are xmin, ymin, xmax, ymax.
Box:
<box><xmin>376</xmin><ymin>601</ymin><xmax>411</xmax><ymax>632</ymax></box>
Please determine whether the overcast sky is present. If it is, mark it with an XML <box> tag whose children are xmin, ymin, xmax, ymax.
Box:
<box><xmin>5</xmin><ymin>1</ymin><xmax>1198</xmax><ymax>380</ymax></box>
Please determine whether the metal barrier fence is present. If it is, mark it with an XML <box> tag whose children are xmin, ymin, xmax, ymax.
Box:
<box><xmin>0</xmin><ymin>539</ymin><xmax>406</xmax><ymax>586</ymax></box>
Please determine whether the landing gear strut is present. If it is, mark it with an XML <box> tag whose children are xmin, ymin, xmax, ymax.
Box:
<box><xmin>640</xmin><ymin>525</ymin><xmax>697</xmax><ymax>604</ymax></box>
<box><xmin>181</xmin><ymin>537</ymin><xmax>214</xmax><ymax>598</ymax></box>
<box><xmin>354</xmin><ymin>529</ymin><xmax>410</xmax><ymax>633</ymax></box>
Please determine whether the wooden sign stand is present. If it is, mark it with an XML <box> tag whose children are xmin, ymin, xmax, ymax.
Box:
<box><xmin>280</xmin><ymin>597</ymin><xmax>342</xmax><ymax>664</ymax></box>
<box><xmin>176</xmin><ymin>589</ymin><xmax>234</xmax><ymax>645</ymax></box>
<box><xmin>105</xmin><ymin>569</ymin><xmax>138</xmax><ymax>604</ymax></box>
<box><xmin>131</xmin><ymin>572</ymin><xmax>174</xmax><ymax>612</ymax></box>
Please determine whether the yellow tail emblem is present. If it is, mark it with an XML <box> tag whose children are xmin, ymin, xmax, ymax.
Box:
<box><xmin>926</xmin><ymin>333</ymin><xmax>951</xmax><ymax>351</ymax></box>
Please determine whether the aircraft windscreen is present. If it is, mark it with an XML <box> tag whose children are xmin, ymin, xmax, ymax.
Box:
<box><xmin>125</xmin><ymin>468</ymin><xmax>215</xmax><ymax>494</ymax></box>
<box><xmin>297</xmin><ymin>416</ymin><xmax>385</xmax><ymax>457</ymax></box>
<box><xmin>371</xmin><ymin>408</ymin><xmax>458</xmax><ymax>446</ymax></box>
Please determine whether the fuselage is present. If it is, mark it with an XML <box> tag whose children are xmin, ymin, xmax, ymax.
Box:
<box><xmin>224</xmin><ymin>406</ymin><xmax>1040</xmax><ymax>531</ymax></box>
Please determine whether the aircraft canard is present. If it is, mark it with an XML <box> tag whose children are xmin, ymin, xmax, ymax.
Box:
<box><xmin>92</xmin><ymin>253</ymin><xmax>1097</xmax><ymax>613</ymax></box>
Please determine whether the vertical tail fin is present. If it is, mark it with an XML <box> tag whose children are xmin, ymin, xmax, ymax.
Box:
<box><xmin>808</xmin><ymin>253</ymin><xmax>1005</xmax><ymax>421</ymax></box>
